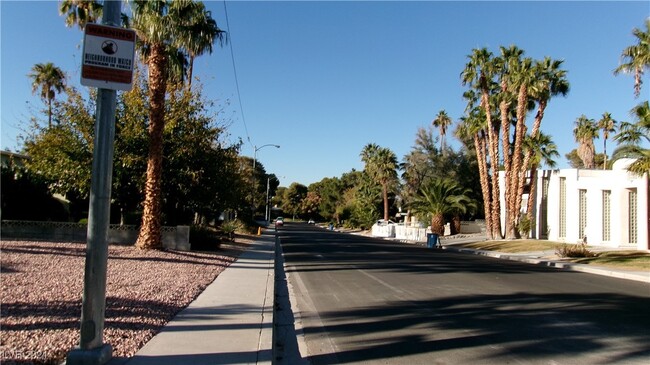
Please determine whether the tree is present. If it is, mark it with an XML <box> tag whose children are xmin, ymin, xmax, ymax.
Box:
<box><xmin>283</xmin><ymin>183</ymin><xmax>308</xmax><ymax>219</ymax></box>
<box><xmin>28</xmin><ymin>63</ymin><xmax>66</xmax><ymax>128</ymax></box>
<box><xmin>461</xmin><ymin>48</ymin><xmax>502</xmax><ymax>239</ymax></box>
<box><xmin>409</xmin><ymin>178</ymin><xmax>473</xmax><ymax>235</ymax></box>
<box><xmin>130</xmin><ymin>0</ymin><xmax>225</xmax><ymax>249</ymax></box>
<box><xmin>505</xmin><ymin>55</ymin><xmax>537</xmax><ymax>239</ymax></box>
<box><xmin>614</xmin><ymin>19</ymin><xmax>650</xmax><ymax>98</ymax></box>
<box><xmin>523</xmin><ymin>132</ymin><xmax>558</xmax><ymax>230</ymax></box>
<box><xmin>565</xmin><ymin>149</ymin><xmax>606</xmax><ymax>170</ymax></box>
<box><xmin>432</xmin><ymin>109</ymin><xmax>452</xmax><ymax>153</ymax></box>
<box><xmin>573</xmin><ymin>115</ymin><xmax>599</xmax><ymax>169</ymax></box>
<box><xmin>597</xmin><ymin>112</ymin><xmax>617</xmax><ymax>169</ymax></box>
<box><xmin>612</xmin><ymin>101</ymin><xmax>650</xmax><ymax>175</ymax></box>
<box><xmin>23</xmin><ymin>86</ymin><xmax>94</xmax><ymax>199</ymax></box>
<box><xmin>456</xmin><ymin>106</ymin><xmax>493</xmax><ymax>239</ymax></box>
<box><xmin>360</xmin><ymin>143</ymin><xmax>399</xmax><ymax>222</ymax></box>
<box><xmin>181</xmin><ymin>2</ymin><xmax>227</xmax><ymax>88</ymax></box>
<box><xmin>59</xmin><ymin>0</ymin><xmax>102</xmax><ymax>30</ymax></box>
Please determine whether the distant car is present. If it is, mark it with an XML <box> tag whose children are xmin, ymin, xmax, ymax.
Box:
<box><xmin>275</xmin><ymin>217</ymin><xmax>284</xmax><ymax>227</ymax></box>
<box><xmin>308</xmin><ymin>219</ymin><xmax>315</xmax><ymax>225</ymax></box>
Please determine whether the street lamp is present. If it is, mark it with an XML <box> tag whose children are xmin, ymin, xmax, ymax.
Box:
<box><xmin>253</xmin><ymin>144</ymin><xmax>280</xmax><ymax>170</ymax></box>
<box><xmin>252</xmin><ymin>144</ymin><xmax>280</xmax><ymax>219</ymax></box>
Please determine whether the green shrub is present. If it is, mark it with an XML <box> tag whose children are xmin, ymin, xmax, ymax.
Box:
<box><xmin>517</xmin><ymin>215</ymin><xmax>533</xmax><ymax>239</ymax></box>
<box><xmin>220</xmin><ymin>220</ymin><xmax>242</xmax><ymax>241</ymax></box>
<box><xmin>555</xmin><ymin>243</ymin><xmax>596</xmax><ymax>258</ymax></box>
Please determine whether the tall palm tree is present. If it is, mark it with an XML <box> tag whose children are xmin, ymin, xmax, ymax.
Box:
<box><xmin>461</xmin><ymin>48</ymin><xmax>502</xmax><ymax>239</ymax></box>
<box><xmin>457</xmin><ymin>107</ymin><xmax>493</xmax><ymax>239</ymax></box>
<box><xmin>28</xmin><ymin>62</ymin><xmax>66</xmax><ymax>128</ymax></box>
<box><xmin>495</xmin><ymin>45</ymin><xmax>524</xmax><ymax>178</ymax></box>
<box><xmin>432</xmin><ymin>109</ymin><xmax>452</xmax><ymax>153</ymax></box>
<box><xmin>523</xmin><ymin>132</ymin><xmax>558</xmax><ymax>230</ymax></box>
<box><xmin>130</xmin><ymin>0</ymin><xmax>222</xmax><ymax>249</ymax></box>
<box><xmin>614</xmin><ymin>19</ymin><xmax>650</xmax><ymax>98</ymax></box>
<box><xmin>597</xmin><ymin>112</ymin><xmax>617</xmax><ymax>169</ymax></box>
<box><xmin>612</xmin><ymin>101</ymin><xmax>650</xmax><ymax>175</ymax></box>
<box><xmin>573</xmin><ymin>115</ymin><xmax>599</xmax><ymax>169</ymax></box>
<box><xmin>59</xmin><ymin>0</ymin><xmax>102</xmax><ymax>30</ymax></box>
<box><xmin>409</xmin><ymin>178</ymin><xmax>473</xmax><ymax>236</ymax></box>
<box><xmin>181</xmin><ymin>2</ymin><xmax>227</xmax><ymax>88</ymax></box>
<box><xmin>360</xmin><ymin>143</ymin><xmax>399</xmax><ymax>222</ymax></box>
<box><xmin>506</xmin><ymin>56</ymin><xmax>537</xmax><ymax>239</ymax></box>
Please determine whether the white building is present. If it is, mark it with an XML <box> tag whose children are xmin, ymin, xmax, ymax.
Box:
<box><xmin>518</xmin><ymin>159</ymin><xmax>648</xmax><ymax>251</ymax></box>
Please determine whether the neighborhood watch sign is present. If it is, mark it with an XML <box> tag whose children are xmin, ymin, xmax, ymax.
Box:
<box><xmin>81</xmin><ymin>24</ymin><xmax>136</xmax><ymax>91</ymax></box>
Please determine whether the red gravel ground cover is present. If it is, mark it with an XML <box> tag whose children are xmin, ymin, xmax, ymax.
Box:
<box><xmin>0</xmin><ymin>239</ymin><xmax>248</xmax><ymax>365</ymax></box>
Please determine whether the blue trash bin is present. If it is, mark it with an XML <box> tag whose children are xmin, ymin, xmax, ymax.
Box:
<box><xmin>426</xmin><ymin>233</ymin><xmax>439</xmax><ymax>248</ymax></box>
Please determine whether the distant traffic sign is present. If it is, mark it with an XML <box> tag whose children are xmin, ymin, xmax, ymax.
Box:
<box><xmin>81</xmin><ymin>24</ymin><xmax>136</xmax><ymax>91</ymax></box>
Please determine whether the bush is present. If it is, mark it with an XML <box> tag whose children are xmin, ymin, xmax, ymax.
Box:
<box><xmin>190</xmin><ymin>225</ymin><xmax>222</xmax><ymax>251</ymax></box>
<box><xmin>517</xmin><ymin>215</ymin><xmax>533</xmax><ymax>239</ymax></box>
<box><xmin>220</xmin><ymin>220</ymin><xmax>242</xmax><ymax>241</ymax></box>
<box><xmin>555</xmin><ymin>243</ymin><xmax>596</xmax><ymax>258</ymax></box>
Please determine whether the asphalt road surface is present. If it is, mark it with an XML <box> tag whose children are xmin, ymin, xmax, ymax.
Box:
<box><xmin>278</xmin><ymin>223</ymin><xmax>650</xmax><ymax>365</ymax></box>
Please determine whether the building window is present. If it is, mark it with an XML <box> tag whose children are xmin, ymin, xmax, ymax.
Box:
<box><xmin>559</xmin><ymin>177</ymin><xmax>566</xmax><ymax>238</ymax></box>
<box><xmin>602</xmin><ymin>190</ymin><xmax>611</xmax><ymax>241</ymax></box>
<box><xmin>540</xmin><ymin>176</ymin><xmax>549</xmax><ymax>238</ymax></box>
<box><xmin>579</xmin><ymin>189</ymin><xmax>587</xmax><ymax>241</ymax></box>
<box><xmin>629</xmin><ymin>189</ymin><xmax>638</xmax><ymax>244</ymax></box>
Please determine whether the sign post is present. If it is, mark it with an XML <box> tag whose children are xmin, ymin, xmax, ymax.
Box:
<box><xmin>67</xmin><ymin>1</ymin><xmax>133</xmax><ymax>364</ymax></box>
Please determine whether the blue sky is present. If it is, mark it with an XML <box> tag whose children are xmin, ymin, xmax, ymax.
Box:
<box><xmin>1</xmin><ymin>1</ymin><xmax>648</xmax><ymax>187</ymax></box>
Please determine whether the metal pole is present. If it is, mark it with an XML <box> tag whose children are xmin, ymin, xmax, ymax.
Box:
<box><xmin>265</xmin><ymin>177</ymin><xmax>270</xmax><ymax>222</ymax></box>
<box><xmin>67</xmin><ymin>2</ymin><xmax>120</xmax><ymax>364</ymax></box>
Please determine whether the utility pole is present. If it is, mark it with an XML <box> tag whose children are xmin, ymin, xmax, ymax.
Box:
<box><xmin>67</xmin><ymin>2</ymin><xmax>122</xmax><ymax>364</ymax></box>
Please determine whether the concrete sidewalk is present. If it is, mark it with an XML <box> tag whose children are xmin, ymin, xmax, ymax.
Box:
<box><xmin>110</xmin><ymin>234</ymin><xmax>276</xmax><ymax>365</ymax></box>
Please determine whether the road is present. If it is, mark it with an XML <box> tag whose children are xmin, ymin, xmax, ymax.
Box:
<box><xmin>278</xmin><ymin>223</ymin><xmax>650</xmax><ymax>365</ymax></box>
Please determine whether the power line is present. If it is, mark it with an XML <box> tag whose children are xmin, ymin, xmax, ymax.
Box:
<box><xmin>223</xmin><ymin>0</ymin><xmax>252</xmax><ymax>148</ymax></box>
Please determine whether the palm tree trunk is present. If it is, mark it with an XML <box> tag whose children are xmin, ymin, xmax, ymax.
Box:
<box><xmin>431</xmin><ymin>214</ymin><xmax>444</xmax><ymax>235</ymax></box>
<box><xmin>187</xmin><ymin>56</ymin><xmax>195</xmax><ymax>89</ymax></box>
<box><xmin>383</xmin><ymin>183</ymin><xmax>389</xmax><ymax>221</ymax></box>
<box><xmin>481</xmin><ymin>89</ymin><xmax>502</xmax><ymax>239</ymax></box>
<box><xmin>474</xmin><ymin>132</ymin><xmax>494</xmax><ymax>239</ymax></box>
<box><xmin>48</xmin><ymin>97</ymin><xmax>53</xmax><ymax>128</ymax></box>
<box><xmin>526</xmin><ymin>164</ymin><xmax>539</xmax><ymax>237</ymax></box>
<box><xmin>603</xmin><ymin>138</ymin><xmax>608</xmax><ymax>169</ymax></box>
<box><xmin>452</xmin><ymin>215</ymin><xmax>461</xmax><ymax>235</ymax></box>
<box><xmin>508</xmin><ymin>84</ymin><xmax>528</xmax><ymax>239</ymax></box>
<box><xmin>136</xmin><ymin>44</ymin><xmax>168</xmax><ymax>250</ymax></box>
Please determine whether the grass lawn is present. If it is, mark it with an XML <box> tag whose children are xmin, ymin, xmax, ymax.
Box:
<box><xmin>568</xmin><ymin>251</ymin><xmax>650</xmax><ymax>270</ymax></box>
<box><xmin>460</xmin><ymin>239</ymin><xmax>562</xmax><ymax>253</ymax></box>
<box><xmin>458</xmin><ymin>240</ymin><xmax>650</xmax><ymax>271</ymax></box>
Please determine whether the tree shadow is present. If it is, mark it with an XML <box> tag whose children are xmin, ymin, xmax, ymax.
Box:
<box><xmin>303</xmin><ymin>292</ymin><xmax>650</xmax><ymax>364</ymax></box>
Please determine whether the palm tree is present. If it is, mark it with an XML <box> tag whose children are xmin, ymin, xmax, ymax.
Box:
<box><xmin>181</xmin><ymin>2</ymin><xmax>227</xmax><ymax>88</ymax></box>
<box><xmin>432</xmin><ymin>109</ymin><xmax>452</xmax><ymax>153</ymax></box>
<box><xmin>614</xmin><ymin>19</ymin><xmax>650</xmax><ymax>98</ymax></box>
<box><xmin>573</xmin><ymin>115</ymin><xmax>599</xmax><ymax>169</ymax></box>
<box><xmin>612</xmin><ymin>101</ymin><xmax>650</xmax><ymax>175</ymax></box>
<box><xmin>597</xmin><ymin>112</ymin><xmax>617</xmax><ymax>169</ymax></box>
<box><xmin>360</xmin><ymin>143</ymin><xmax>399</xmax><ymax>222</ymax></box>
<box><xmin>130</xmin><ymin>0</ymin><xmax>223</xmax><ymax>249</ymax></box>
<box><xmin>28</xmin><ymin>62</ymin><xmax>66</xmax><ymax>128</ymax></box>
<box><xmin>523</xmin><ymin>132</ymin><xmax>558</xmax><ymax>231</ymax></box>
<box><xmin>59</xmin><ymin>0</ymin><xmax>102</xmax><ymax>30</ymax></box>
<box><xmin>457</xmin><ymin>106</ymin><xmax>494</xmax><ymax>239</ymax></box>
<box><xmin>409</xmin><ymin>178</ymin><xmax>473</xmax><ymax>236</ymax></box>
<box><xmin>495</xmin><ymin>45</ymin><xmax>524</xmax><ymax>175</ymax></box>
<box><xmin>506</xmin><ymin>56</ymin><xmax>537</xmax><ymax>239</ymax></box>
<box><xmin>461</xmin><ymin>48</ymin><xmax>502</xmax><ymax>239</ymax></box>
